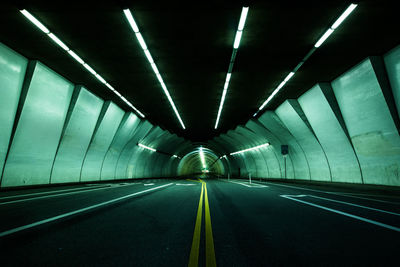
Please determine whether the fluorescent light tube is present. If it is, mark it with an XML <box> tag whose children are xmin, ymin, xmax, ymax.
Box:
<box><xmin>20</xmin><ymin>9</ymin><xmax>144</xmax><ymax>118</ymax></box>
<box><xmin>156</xmin><ymin>73</ymin><xmax>163</xmax><ymax>84</ymax></box>
<box><xmin>123</xmin><ymin>9</ymin><xmax>139</xmax><ymax>33</ymax></box>
<box><xmin>20</xmin><ymin>9</ymin><xmax>50</xmax><ymax>34</ymax></box>
<box><xmin>48</xmin><ymin>33</ymin><xmax>69</xmax><ymax>51</ymax></box>
<box><xmin>314</xmin><ymin>28</ymin><xmax>334</xmax><ymax>48</ymax></box>
<box><xmin>215</xmin><ymin>89</ymin><xmax>227</xmax><ymax>129</ymax></box>
<box><xmin>144</xmin><ymin>49</ymin><xmax>154</xmax><ymax>64</ymax></box>
<box><xmin>233</xmin><ymin>30</ymin><xmax>243</xmax><ymax>49</ymax></box>
<box><xmin>83</xmin><ymin>63</ymin><xmax>96</xmax><ymax>75</ymax></box>
<box><xmin>124</xmin><ymin>8</ymin><xmax>185</xmax><ymax>129</ymax></box>
<box><xmin>106</xmin><ymin>83</ymin><xmax>115</xmax><ymax>91</ymax></box>
<box><xmin>224</xmin><ymin>82</ymin><xmax>229</xmax><ymax>90</ymax></box>
<box><xmin>226</xmin><ymin>73</ymin><xmax>232</xmax><ymax>83</ymax></box>
<box><xmin>138</xmin><ymin>143</ymin><xmax>156</xmax><ymax>152</ymax></box>
<box><xmin>331</xmin><ymin>3</ymin><xmax>358</xmax><ymax>30</ymax></box>
<box><xmin>284</xmin><ymin>72</ymin><xmax>295</xmax><ymax>82</ymax></box>
<box><xmin>151</xmin><ymin>63</ymin><xmax>159</xmax><ymax>74</ymax></box>
<box><xmin>68</xmin><ymin>50</ymin><xmax>84</xmax><ymax>64</ymax></box>
<box><xmin>95</xmin><ymin>74</ymin><xmax>106</xmax><ymax>84</ymax></box>
<box><xmin>135</xmin><ymin>32</ymin><xmax>147</xmax><ymax>50</ymax></box>
<box><xmin>238</xmin><ymin>7</ymin><xmax>249</xmax><ymax>31</ymax></box>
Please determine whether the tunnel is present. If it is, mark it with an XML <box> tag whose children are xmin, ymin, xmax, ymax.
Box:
<box><xmin>0</xmin><ymin>1</ymin><xmax>400</xmax><ymax>266</ymax></box>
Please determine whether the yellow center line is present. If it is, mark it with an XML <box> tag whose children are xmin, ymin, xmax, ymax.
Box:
<box><xmin>204</xmin><ymin>183</ymin><xmax>217</xmax><ymax>267</ymax></box>
<box><xmin>188</xmin><ymin>182</ymin><xmax>204</xmax><ymax>267</ymax></box>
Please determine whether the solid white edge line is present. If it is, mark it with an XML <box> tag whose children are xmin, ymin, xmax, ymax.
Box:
<box><xmin>308</xmin><ymin>195</ymin><xmax>400</xmax><ymax>216</ymax></box>
<box><xmin>0</xmin><ymin>184</ymin><xmax>107</xmax><ymax>201</ymax></box>
<box><xmin>0</xmin><ymin>183</ymin><xmax>173</xmax><ymax>238</ymax></box>
<box><xmin>0</xmin><ymin>183</ymin><xmax>137</xmax><ymax>206</ymax></box>
<box><xmin>280</xmin><ymin>195</ymin><xmax>400</xmax><ymax>232</ymax></box>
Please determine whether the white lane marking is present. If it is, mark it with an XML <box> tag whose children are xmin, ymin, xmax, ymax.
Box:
<box><xmin>175</xmin><ymin>183</ymin><xmax>196</xmax><ymax>186</ymax></box>
<box><xmin>227</xmin><ymin>180</ymin><xmax>268</xmax><ymax>188</ymax></box>
<box><xmin>261</xmin><ymin>181</ymin><xmax>400</xmax><ymax>205</ymax></box>
<box><xmin>280</xmin><ymin>195</ymin><xmax>400</xmax><ymax>232</ymax></box>
<box><xmin>0</xmin><ymin>183</ymin><xmax>173</xmax><ymax>238</ymax></box>
<box><xmin>144</xmin><ymin>183</ymin><xmax>155</xmax><ymax>186</ymax></box>
<box><xmin>0</xmin><ymin>183</ymin><xmax>135</xmax><ymax>206</ymax></box>
<box><xmin>0</xmin><ymin>185</ymin><xmax>107</xmax><ymax>201</ymax></box>
<box><xmin>325</xmin><ymin>193</ymin><xmax>400</xmax><ymax>205</ymax></box>
<box><xmin>308</xmin><ymin>195</ymin><xmax>400</xmax><ymax>216</ymax></box>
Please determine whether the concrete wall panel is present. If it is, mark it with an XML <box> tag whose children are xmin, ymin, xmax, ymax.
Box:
<box><xmin>258</xmin><ymin>111</ymin><xmax>310</xmax><ymax>180</ymax></box>
<box><xmin>2</xmin><ymin>61</ymin><xmax>74</xmax><ymax>187</ymax></box>
<box><xmin>298</xmin><ymin>83</ymin><xmax>362</xmax><ymax>183</ymax></box>
<box><xmin>100</xmin><ymin>113</ymin><xmax>140</xmax><ymax>180</ymax></box>
<box><xmin>51</xmin><ymin>87</ymin><xmax>103</xmax><ymax>183</ymax></box>
<box><xmin>331</xmin><ymin>57</ymin><xmax>400</xmax><ymax>185</ymax></box>
<box><xmin>80</xmin><ymin>102</ymin><xmax>124</xmax><ymax>182</ymax></box>
<box><xmin>276</xmin><ymin>100</ymin><xmax>331</xmax><ymax>181</ymax></box>
<box><xmin>384</xmin><ymin>45</ymin><xmax>400</xmax><ymax>118</ymax></box>
<box><xmin>0</xmin><ymin>43</ymin><xmax>27</xmax><ymax>180</ymax></box>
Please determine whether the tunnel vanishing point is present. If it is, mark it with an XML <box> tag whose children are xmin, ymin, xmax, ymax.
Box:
<box><xmin>0</xmin><ymin>2</ymin><xmax>400</xmax><ymax>267</ymax></box>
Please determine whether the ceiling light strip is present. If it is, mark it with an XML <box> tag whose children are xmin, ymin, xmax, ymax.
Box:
<box><xmin>230</xmin><ymin>142</ymin><xmax>270</xmax><ymax>155</ymax></box>
<box><xmin>215</xmin><ymin>6</ymin><xmax>249</xmax><ymax>129</ymax></box>
<box><xmin>257</xmin><ymin>3</ymin><xmax>358</xmax><ymax>112</ymax></box>
<box><xmin>199</xmin><ymin>147</ymin><xmax>207</xmax><ymax>169</ymax></box>
<box><xmin>123</xmin><ymin>8</ymin><xmax>186</xmax><ymax>130</ymax></box>
<box><xmin>19</xmin><ymin>9</ymin><xmax>145</xmax><ymax>118</ymax></box>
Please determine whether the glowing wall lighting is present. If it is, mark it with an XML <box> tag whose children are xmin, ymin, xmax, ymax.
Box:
<box><xmin>230</xmin><ymin>142</ymin><xmax>270</xmax><ymax>155</ymax></box>
<box><xmin>137</xmin><ymin>143</ymin><xmax>156</xmax><ymax>152</ymax></box>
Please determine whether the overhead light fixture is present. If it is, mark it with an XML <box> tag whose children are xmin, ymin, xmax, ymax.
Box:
<box><xmin>257</xmin><ymin>3</ymin><xmax>357</xmax><ymax>112</ymax></box>
<box><xmin>331</xmin><ymin>3</ymin><xmax>358</xmax><ymax>30</ymax></box>
<box><xmin>215</xmin><ymin>6</ymin><xmax>249</xmax><ymax>129</ymax></box>
<box><xmin>20</xmin><ymin>9</ymin><xmax>49</xmax><ymax>33</ymax></box>
<box><xmin>230</xmin><ymin>142</ymin><xmax>270</xmax><ymax>155</ymax></box>
<box><xmin>199</xmin><ymin>147</ymin><xmax>206</xmax><ymax>169</ymax></box>
<box><xmin>20</xmin><ymin>9</ymin><xmax>145</xmax><ymax>118</ymax></box>
<box><xmin>138</xmin><ymin>143</ymin><xmax>156</xmax><ymax>152</ymax></box>
<box><xmin>48</xmin><ymin>33</ymin><xmax>69</xmax><ymax>51</ymax></box>
<box><xmin>68</xmin><ymin>50</ymin><xmax>84</xmax><ymax>65</ymax></box>
<box><xmin>314</xmin><ymin>28</ymin><xmax>334</xmax><ymax>48</ymax></box>
<box><xmin>123</xmin><ymin>8</ymin><xmax>185</xmax><ymax>129</ymax></box>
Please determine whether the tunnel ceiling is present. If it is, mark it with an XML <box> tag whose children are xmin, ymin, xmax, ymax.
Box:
<box><xmin>1</xmin><ymin>0</ymin><xmax>399</xmax><ymax>142</ymax></box>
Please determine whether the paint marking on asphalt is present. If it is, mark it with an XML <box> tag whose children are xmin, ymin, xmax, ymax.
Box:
<box><xmin>204</xmin><ymin>182</ymin><xmax>217</xmax><ymax>267</ymax></box>
<box><xmin>144</xmin><ymin>183</ymin><xmax>155</xmax><ymax>186</ymax></box>
<box><xmin>175</xmin><ymin>183</ymin><xmax>196</xmax><ymax>186</ymax></box>
<box><xmin>280</xmin><ymin>195</ymin><xmax>400</xmax><ymax>232</ymax></box>
<box><xmin>0</xmin><ymin>184</ymin><xmax>133</xmax><ymax>206</ymax></box>
<box><xmin>0</xmin><ymin>183</ymin><xmax>173</xmax><ymax>238</ymax></box>
<box><xmin>188</xmin><ymin>182</ymin><xmax>204</xmax><ymax>267</ymax></box>
<box><xmin>226</xmin><ymin>180</ymin><xmax>268</xmax><ymax>188</ymax></box>
<box><xmin>260</xmin><ymin>181</ymin><xmax>400</xmax><ymax>205</ymax></box>
<box><xmin>0</xmin><ymin>185</ymin><xmax>108</xmax><ymax>201</ymax></box>
<box><xmin>308</xmin><ymin>195</ymin><xmax>400</xmax><ymax>216</ymax></box>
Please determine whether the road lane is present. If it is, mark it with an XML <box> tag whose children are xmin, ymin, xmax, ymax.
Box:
<box><xmin>0</xmin><ymin>178</ymin><xmax>399</xmax><ymax>266</ymax></box>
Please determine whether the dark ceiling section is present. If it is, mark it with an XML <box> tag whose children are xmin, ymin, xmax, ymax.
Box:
<box><xmin>0</xmin><ymin>1</ymin><xmax>399</xmax><ymax>142</ymax></box>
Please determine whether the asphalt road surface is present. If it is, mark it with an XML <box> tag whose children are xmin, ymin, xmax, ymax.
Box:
<box><xmin>0</xmin><ymin>178</ymin><xmax>399</xmax><ymax>266</ymax></box>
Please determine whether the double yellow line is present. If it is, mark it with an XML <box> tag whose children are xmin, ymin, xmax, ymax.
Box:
<box><xmin>188</xmin><ymin>179</ymin><xmax>216</xmax><ymax>267</ymax></box>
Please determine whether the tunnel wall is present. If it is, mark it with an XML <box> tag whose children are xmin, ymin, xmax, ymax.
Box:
<box><xmin>0</xmin><ymin>43</ymin><xmax>186</xmax><ymax>188</ymax></box>
<box><xmin>215</xmin><ymin>45</ymin><xmax>400</xmax><ymax>186</ymax></box>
